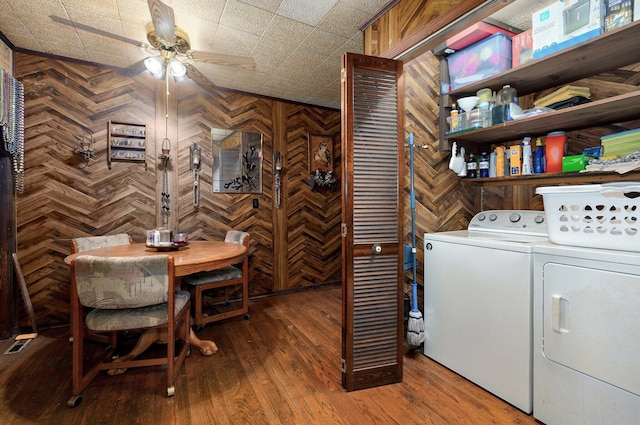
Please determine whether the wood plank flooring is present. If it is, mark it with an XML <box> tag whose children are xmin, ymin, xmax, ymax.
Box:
<box><xmin>0</xmin><ymin>285</ymin><xmax>540</xmax><ymax>424</ymax></box>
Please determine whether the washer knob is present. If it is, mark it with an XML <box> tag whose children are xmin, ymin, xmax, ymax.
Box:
<box><xmin>476</xmin><ymin>213</ymin><xmax>486</xmax><ymax>221</ymax></box>
<box><xmin>489</xmin><ymin>213</ymin><xmax>498</xmax><ymax>221</ymax></box>
<box><xmin>509</xmin><ymin>212</ymin><xmax>521</xmax><ymax>223</ymax></box>
<box><xmin>534</xmin><ymin>215</ymin><xmax>545</xmax><ymax>224</ymax></box>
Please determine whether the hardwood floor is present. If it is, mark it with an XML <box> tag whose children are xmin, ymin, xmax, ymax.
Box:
<box><xmin>0</xmin><ymin>285</ymin><xmax>540</xmax><ymax>424</ymax></box>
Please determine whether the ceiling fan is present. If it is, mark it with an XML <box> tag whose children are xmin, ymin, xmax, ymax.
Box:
<box><xmin>50</xmin><ymin>0</ymin><xmax>256</xmax><ymax>88</ymax></box>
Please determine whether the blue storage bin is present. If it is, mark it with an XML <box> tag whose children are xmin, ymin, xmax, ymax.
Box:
<box><xmin>447</xmin><ymin>32</ymin><xmax>512</xmax><ymax>90</ymax></box>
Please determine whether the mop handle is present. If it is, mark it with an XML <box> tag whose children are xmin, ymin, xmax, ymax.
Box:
<box><xmin>409</xmin><ymin>133</ymin><xmax>417</xmax><ymax>285</ymax></box>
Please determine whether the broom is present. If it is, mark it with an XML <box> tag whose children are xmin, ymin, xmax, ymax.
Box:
<box><xmin>407</xmin><ymin>133</ymin><xmax>425</xmax><ymax>346</ymax></box>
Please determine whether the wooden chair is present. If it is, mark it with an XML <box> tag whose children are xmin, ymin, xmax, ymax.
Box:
<box><xmin>68</xmin><ymin>255</ymin><xmax>190</xmax><ymax>407</ymax></box>
<box><xmin>70</xmin><ymin>233</ymin><xmax>132</xmax><ymax>254</ymax></box>
<box><xmin>69</xmin><ymin>233</ymin><xmax>133</xmax><ymax>345</ymax></box>
<box><xmin>182</xmin><ymin>230</ymin><xmax>250</xmax><ymax>329</ymax></box>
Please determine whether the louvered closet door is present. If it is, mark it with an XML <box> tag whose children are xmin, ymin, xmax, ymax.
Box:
<box><xmin>341</xmin><ymin>53</ymin><xmax>404</xmax><ymax>391</ymax></box>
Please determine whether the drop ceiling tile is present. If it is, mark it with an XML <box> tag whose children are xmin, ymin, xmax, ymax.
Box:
<box><xmin>172</xmin><ymin>0</ymin><xmax>226</xmax><ymax>22</ymax></box>
<box><xmin>9</xmin><ymin>0</ymin><xmax>69</xmax><ymax>23</ymax></box>
<box><xmin>219</xmin><ymin>1</ymin><xmax>273</xmax><ymax>37</ymax></box>
<box><xmin>250</xmin><ymin>38</ymin><xmax>296</xmax><ymax>73</ymax></box>
<box><xmin>237</xmin><ymin>0</ymin><xmax>282</xmax><ymax>14</ymax></box>
<box><xmin>296</xmin><ymin>28</ymin><xmax>348</xmax><ymax>57</ymax></box>
<box><xmin>276</xmin><ymin>0</ymin><xmax>337</xmax><ymax>26</ymax></box>
<box><xmin>210</xmin><ymin>25</ymin><xmax>260</xmax><ymax>56</ymax></box>
<box><xmin>317</xmin><ymin>2</ymin><xmax>369</xmax><ymax>39</ymax></box>
<box><xmin>341</xmin><ymin>0</ymin><xmax>392</xmax><ymax>14</ymax></box>
<box><xmin>261</xmin><ymin>15</ymin><xmax>314</xmax><ymax>45</ymax></box>
<box><xmin>62</xmin><ymin>0</ymin><xmax>122</xmax><ymax>20</ymax></box>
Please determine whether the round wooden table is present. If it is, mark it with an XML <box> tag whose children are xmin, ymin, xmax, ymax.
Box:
<box><xmin>64</xmin><ymin>241</ymin><xmax>247</xmax><ymax>358</ymax></box>
<box><xmin>64</xmin><ymin>241</ymin><xmax>247</xmax><ymax>276</ymax></box>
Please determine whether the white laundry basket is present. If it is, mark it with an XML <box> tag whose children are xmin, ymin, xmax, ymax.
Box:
<box><xmin>536</xmin><ymin>182</ymin><xmax>640</xmax><ymax>252</ymax></box>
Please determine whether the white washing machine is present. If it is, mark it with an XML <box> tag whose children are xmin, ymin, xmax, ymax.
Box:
<box><xmin>533</xmin><ymin>241</ymin><xmax>640</xmax><ymax>425</ymax></box>
<box><xmin>423</xmin><ymin>210</ymin><xmax>548</xmax><ymax>414</ymax></box>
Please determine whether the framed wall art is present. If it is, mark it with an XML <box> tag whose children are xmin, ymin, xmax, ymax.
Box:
<box><xmin>308</xmin><ymin>133</ymin><xmax>334</xmax><ymax>175</ymax></box>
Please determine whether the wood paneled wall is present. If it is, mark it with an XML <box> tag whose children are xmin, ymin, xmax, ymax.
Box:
<box><xmin>13</xmin><ymin>53</ymin><xmax>341</xmax><ymax>329</ymax></box>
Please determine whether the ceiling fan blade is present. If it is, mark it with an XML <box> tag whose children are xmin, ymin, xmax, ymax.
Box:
<box><xmin>119</xmin><ymin>59</ymin><xmax>149</xmax><ymax>77</ymax></box>
<box><xmin>147</xmin><ymin>0</ymin><xmax>176</xmax><ymax>46</ymax></box>
<box><xmin>188</xmin><ymin>51</ymin><xmax>256</xmax><ymax>70</ymax></box>
<box><xmin>49</xmin><ymin>15</ymin><xmax>144</xmax><ymax>47</ymax></box>
<box><xmin>184</xmin><ymin>63</ymin><xmax>218</xmax><ymax>92</ymax></box>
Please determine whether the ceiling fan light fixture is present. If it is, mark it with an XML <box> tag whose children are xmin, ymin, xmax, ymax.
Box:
<box><xmin>168</xmin><ymin>58</ymin><xmax>187</xmax><ymax>78</ymax></box>
<box><xmin>144</xmin><ymin>56</ymin><xmax>164</xmax><ymax>76</ymax></box>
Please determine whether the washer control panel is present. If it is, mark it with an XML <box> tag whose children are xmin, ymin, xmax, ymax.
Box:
<box><xmin>468</xmin><ymin>210</ymin><xmax>547</xmax><ymax>236</ymax></box>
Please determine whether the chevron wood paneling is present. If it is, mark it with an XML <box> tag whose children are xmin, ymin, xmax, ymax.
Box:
<box><xmin>14</xmin><ymin>55</ymin><xmax>157</xmax><ymax>328</ymax></box>
<box><xmin>403</xmin><ymin>51</ymin><xmax>476</xmax><ymax>287</ymax></box>
<box><xmin>284</xmin><ymin>104</ymin><xmax>342</xmax><ymax>288</ymax></box>
<box><xmin>12</xmin><ymin>53</ymin><xmax>341</xmax><ymax>328</ymax></box>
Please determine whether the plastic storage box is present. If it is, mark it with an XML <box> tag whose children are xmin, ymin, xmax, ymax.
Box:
<box><xmin>447</xmin><ymin>32</ymin><xmax>512</xmax><ymax>90</ymax></box>
<box><xmin>536</xmin><ymin>183</ymin><xmax>640</xmax><ymax>252</ymax></box>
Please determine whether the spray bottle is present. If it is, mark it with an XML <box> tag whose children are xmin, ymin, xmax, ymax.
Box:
<box><xmin>522</xmin><ymin>137</ymin><xmax>533</xmax><ymax>175</ymax></box>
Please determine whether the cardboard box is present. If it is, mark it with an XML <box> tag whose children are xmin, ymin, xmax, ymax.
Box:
<box><xmin>562</xmin><ymin>154</ymin><xmax>586</xmax><ymax>172</ymax></box>
<box><xmin>512</xmin><ymin>29</ymin><xmax>533</xmax><ymax>67</ymax></box>
<box><xmin>533</xmin><ymin>0</ymin><xmax>603</xmax><ymax>60</ymax></box>
<box><xmin>509</xmin><ymin>145</ymin><xmax>522</xmax><ymax>176</ymax></box>
<box><xmin>604</xmin><ymin>0</ymin><xmax>634</xmax><ymax>31</ymax></box>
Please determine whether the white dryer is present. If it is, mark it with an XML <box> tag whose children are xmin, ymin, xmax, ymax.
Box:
<box><xmin>533</xmin><ymin>242</ymin><xmax>640</xmax><ymax>425</ymax></box>
<box><xmin>423</xmin><ymin>210</ymin><xmax>548</xmax><ymax>414</ymax></box>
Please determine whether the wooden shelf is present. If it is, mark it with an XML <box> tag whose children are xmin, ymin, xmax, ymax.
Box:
<box><xmin>449</xmin><ymin>20</ymin><xmax>640</xmax><ymax>97</ymax></box>
<box><xmin>460</xmin><ymin>170</ymin><xmax>640</xmax><ymax>187</ymax></box>
<box><xmin>445</xmin><ymin>90</ymin><xmax>640</xmax><ymax>145</ymax></box>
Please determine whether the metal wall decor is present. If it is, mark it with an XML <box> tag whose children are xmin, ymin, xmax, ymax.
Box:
<box><xmin>159</xmin><ymin>137</ymin><xmax>171</xmax><ymax>224</ymax></box>
<box><xmin>190</xmin><ymin>142</ymin><xmax>201</xmax><ymax>207</ymax></box>
<box><xmin>273</xmin><ymin>151</ymin><xmax>283</xmax><ymax>208</ymax></box>
<box><xmin>74</xmin><ymin>133</ymin><xmax>95</xmax><ymax>162</ymax></box>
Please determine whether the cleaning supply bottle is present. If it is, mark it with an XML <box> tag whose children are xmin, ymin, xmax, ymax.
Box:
<box><xmin>479</xmin><ymin>152</ymin><xmax>490</xmax><ymax>178</ymax></box>
<box><xmin>450</xmin><ymin>103</ymin><xmax>459</xmax><ymax>131</ymax></box>
<box><xmin>489</xmin><ymin>150</ymin><xmax>497</xmax><ymax>178</ymax></box>
<box><xmin>466</xmin><ymin>153</ymin><xmax>477</xmax><ymax>178</ymax></box>
<box><xmin>495</xmin><ymin>146</ymin><xmax>505</xmax><ymax>177</ymax></box>
<box><xmin>533</xmin><ymin>137</ymin><xmax>545</xmax><ymax>174</ymax></box>
<box><xmin>522</xmin><ymin>137</ymin><xmax>533</xmax><ymax>175</ymax></box>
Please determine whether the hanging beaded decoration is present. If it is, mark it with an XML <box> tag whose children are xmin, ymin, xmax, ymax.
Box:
<box><xmin>2</xmin><ymin>70</ymin><xmax>25</xmax><ymax>193</ymax></box>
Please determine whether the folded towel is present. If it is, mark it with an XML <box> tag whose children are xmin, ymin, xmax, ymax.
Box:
<box><xmin>534</xmin><ymin>85</ymin><xmax>591</xmax><ymax>107</ymax></box>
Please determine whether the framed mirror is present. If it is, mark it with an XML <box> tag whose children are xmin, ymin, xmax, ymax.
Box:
<box><xmin>211</xmin><ymin>128</ymin><xmax>263</xmax><ymax>193</ymax></box>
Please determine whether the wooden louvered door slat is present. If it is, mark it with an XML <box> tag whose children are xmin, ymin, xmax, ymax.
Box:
<box><xmin>341</xmin><ymin>53</ymin><xmax>404</xmax><ymax>391</ymax></box>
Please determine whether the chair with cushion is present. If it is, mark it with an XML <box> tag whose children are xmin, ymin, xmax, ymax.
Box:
<box><xmin>183</xmin><ymin>230</ymin><xmax>250</xmax><ymax>328</ymax></box>
<box><xmin>69</xmin><ymin>233</ymin><xmax>133</xmax><ymax>345</ymax></box>
<box><xmin>68</xmin><ymin>254</ymin><xmax>190</xmax><ymax>407</ymax></box>
<box><xmin>70</xmin><ymin>233</ymin><xmax>132</xmax><ymax>254</ymax></box>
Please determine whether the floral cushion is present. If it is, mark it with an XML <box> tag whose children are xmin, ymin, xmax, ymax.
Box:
<box><xmin>73</xmin><ymin>234</ymin><xmax>131</xmax><ymax>252</ymax></box>
<box><xmin>224</xmin><ymin>230</ymin><xmax>249</xmax><ymax>245</ymax></box>
<box><xmin>85</xmin><ymin>291</ymin><xmax>190</xmax><ymax>331</ymax></box>
<box><xmin>183</xmin><ymin>266</ymin><xmax>242</xmax><ymax>286</ymax></box>
<box><xmin>74</xmin><ymin>255</ymin><xmax>169</xmax><ymax>309</ymax></box>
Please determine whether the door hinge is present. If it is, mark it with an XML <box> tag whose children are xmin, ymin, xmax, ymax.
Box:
<box><xmin>341</xmin><ymin>223</ymin><xmax>347</xmax><ymax>237</ymax></box>
<box><xmin>341</xmin><ymin>358</ymin><xmax>346</xmax><ymax>373</ymax></box>
<box><xmin>340</xmin><ymin>68</ymin><xmax>346</xmax><ymax>83</ymax></box>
